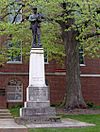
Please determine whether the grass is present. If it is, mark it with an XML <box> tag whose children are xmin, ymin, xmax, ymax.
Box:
<box><xmin>9</xmin><ymin>105</ymin><xmax>20</xmax><ymax>117</ymax></box>
<box><xmin>29</xmin><ymin>114</ymin><xmax>100</xmax><ymax>132</ymax></box>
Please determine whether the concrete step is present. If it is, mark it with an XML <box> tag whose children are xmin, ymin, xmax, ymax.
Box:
<box><xmin>0</xmin><ymin>113</ymin><xmax>11</xmax><ymax>116</ymax></box>
<box><xmin>0</xmin><ymin>109</ymin><xmax>13</xmax><ymax>119</ymax></box>
<box><xmin>0</xmin><ymin>109</ymin><xmax>10</xmax><ymax>113</ymax></box>
<box><xmin>0</xmin><ymin>116</ymin><xmax>13</xmax><ymax>119</ymax></box>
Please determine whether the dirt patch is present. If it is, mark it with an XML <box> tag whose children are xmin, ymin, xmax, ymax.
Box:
<box><xmin>56</xmin><ymin>108</ymin><xmax>100</xmax><ymax>115</ymax></box>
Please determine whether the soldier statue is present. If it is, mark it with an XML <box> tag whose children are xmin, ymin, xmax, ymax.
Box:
<box><xmin>29</xmin><ymin>7</ymin><xmax>44</xmax><ymax>48</ymax></box>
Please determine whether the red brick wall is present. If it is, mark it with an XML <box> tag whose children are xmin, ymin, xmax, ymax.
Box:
<box><xmin>0</xmin><ymin>63</ymin><xmax>29</xmax><ymax>73</ymax></box>
<box><xmin>46</xmin><ymin>75</ymin><xmax>66</xmax><ymax>104</ymax></box>
<box><xmin>81</xmin><ymin>77</ymin><xmax>100</xmax><ymax>105</ymax></box>
<box><xmin>0</xmin><ymin>57</ymin><xmax>100</xmax><ymax>108</ymax></box>
<box><xmin>0</xmin><ymin>96</ymin><xmax>7</xmax><ymax>108</ymax></box>
<box><xmin>81</xmin><ymin>58</ymin><xmax>100</xmax><ymax>74</ymax></box>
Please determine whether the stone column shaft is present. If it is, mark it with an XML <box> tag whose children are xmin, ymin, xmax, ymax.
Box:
<box><xmin>29</xmin><ymin>48</ymin><xmax>46</xmax><ymax>87</ymax></box>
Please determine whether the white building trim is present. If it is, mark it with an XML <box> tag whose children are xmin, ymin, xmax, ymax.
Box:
<box><xmin>0</xmin><ymin>72</ymin><xmax>100</xmax><ymax>77</ymax></box>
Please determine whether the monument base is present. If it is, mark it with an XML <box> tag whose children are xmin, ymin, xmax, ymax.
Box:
<box><xmin>15</xmin><ymin>106</ymin><xmax>61</xmax><ymax>125</ymax></box>
<box><xmin>15</xmin><ymin>85</ymin><xmax>61</xmax><ymax>124</ymax></box>
<box><xmin>20</xmin><ymin>107</ymin><xmax>56</xmax><ymax>117</ymax></box>
<box><xmin>15</xmin><ymin>115</ymin><xmax>61</xmax><ymax>125</ymax></box>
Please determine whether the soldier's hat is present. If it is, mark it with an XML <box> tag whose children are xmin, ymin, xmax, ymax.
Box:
<box><xmin>32</xmin><ymin>7</ymin><xmax>37</xmax><ymax>11</ymax></box>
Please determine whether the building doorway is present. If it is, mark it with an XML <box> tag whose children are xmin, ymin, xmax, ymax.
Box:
<box><xmin>0</xmin><ymin>89</ymin><xmax>7</xmax><ymax>108</ymax></box>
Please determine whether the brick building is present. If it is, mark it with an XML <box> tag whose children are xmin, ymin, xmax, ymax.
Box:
<box><xmin>0</xmin><ymin>1</ymin><xmax>100</xmax><ymax>108</ymax></box>
<box><xmin>0</xmin><ymin>55</ymin><xmax>100</xmax><ymax>108</ymax></box>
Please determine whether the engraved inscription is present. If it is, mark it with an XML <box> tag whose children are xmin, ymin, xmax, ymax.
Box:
<box><xmin>29</xmin><ymin>87</ymin><xmax>48</xmax><ymax>101</ymax></box>
<box><xmin>32</xmin><ymin>77</ymin><xmax>43</xmax><ymax>82</ymax></box>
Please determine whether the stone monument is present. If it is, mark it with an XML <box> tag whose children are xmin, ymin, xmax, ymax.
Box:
<box><xmin>15</xmin><ymin>8</ymin><xmax>60</xmax><ymax>124</ymax></box>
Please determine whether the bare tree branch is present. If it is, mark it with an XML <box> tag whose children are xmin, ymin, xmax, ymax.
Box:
<box><xmin>83</xmin><ymin>32</ymin><xmax>100</xmax><ymax>39</ymax></box>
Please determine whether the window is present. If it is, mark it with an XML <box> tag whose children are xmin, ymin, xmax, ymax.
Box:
<box><xmin>7</xmin><ymin>1</ymin><xmax>22</xmax><ymax>63</ymax></box>
<box><xmin>7</xmin><ymin>79</ymin><xmax>23</xmax><ymax>102</ymax></box>
<box><xmin>7</xmin><ymin>41</ymin><xmax>22</xmax><ymax>63</ymax></box>
<box><xmin>79</xmin><ymin>48</ymin><xmax>85</xmax><ymax>65</ymax></box>
<box><xmin>44</xmin><ymin>51</ymin><xmax>48</xmax><ymax>64</ymax></box>
<box><xmin>0</xmin><ymin>50</ymin><xmax>6</xmax><ymax>64</ymax></box>
<box><xmin>8</xmin><ymin>0</ymin><xmax>22</xmax><ymax>23</ymax></box>
<box><xmin>0</xmin><ymin>89</ymin><xmax>6</xmax><ymax>96</ymax></box>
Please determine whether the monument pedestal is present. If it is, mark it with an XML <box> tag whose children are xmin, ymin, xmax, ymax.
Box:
<box><xmin>15</xmin><ymin>48</ymin><xmax>60</xmax><ymax>124</ymax></box>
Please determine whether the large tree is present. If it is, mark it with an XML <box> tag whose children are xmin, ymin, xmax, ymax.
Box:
<box><xmin>0</xmin><ymin>0</ymin><xmax>100</xmax><ymax>110</ymax></box>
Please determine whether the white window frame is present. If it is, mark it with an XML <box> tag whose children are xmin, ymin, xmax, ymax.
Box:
<box><xmin>79</xmin><ymin>48</ymin><xmax>86</xmax><ymax>66</ymax></box>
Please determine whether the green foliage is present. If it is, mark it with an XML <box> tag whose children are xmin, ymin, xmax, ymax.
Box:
<box><xmin>87</xmin><ymin>102</ymin><xmax>94</xmax><ymax>108</ymax></box>
<box><xmin>93</xmin><ymin>105</ymin><xmax>100</xmax><ymax>109</ymax></box>
<box><xmin>86</xmin><ymin>102</ymin><xmax>100</xmax><ymax>109</ymax></box>
<box><xmin>9</xmin><ymin>105</ymin><xmax>21</xmax><ymax>117</ymax></box>
<box><xmin>0</xmin><ymin>47</ymin><xmax>7</xmax><ymax>64</ymax></box>
<box><xmin>0</xmin><ymin>0</ymin><xmax>100</xmax><ymax>63</ymax></box>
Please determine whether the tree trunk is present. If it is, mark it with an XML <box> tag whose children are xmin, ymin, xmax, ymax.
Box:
<box><xmin>61</xmin><ymin>23</ymin><xmax>87</xmax><ymax>110</ymax></box>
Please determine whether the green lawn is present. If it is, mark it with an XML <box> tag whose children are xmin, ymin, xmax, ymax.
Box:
<box><xmin>29</xmin><ymin>114</ymin><xmax>100</xmax><ymax>132</ymax></box>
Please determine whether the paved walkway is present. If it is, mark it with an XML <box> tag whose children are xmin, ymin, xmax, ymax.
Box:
<box><xmin>0</xmin><ymin>119</ymin><xmax>28</xmax><ymax>132</ymax></box>
<box><xmin>26</xmin><ymin>118</ymin><xmax>95</xmax><ymax>128</ymax></box>
<box><xmin>0</xmin><ymin>118</ymin><xmax>95</xmax><ymax>131</ymax></box>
